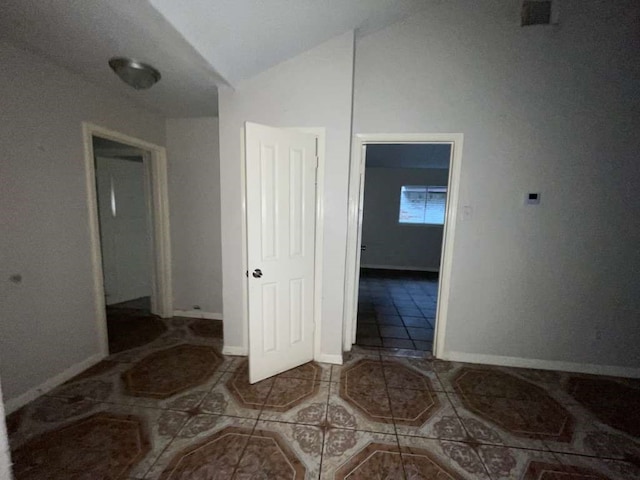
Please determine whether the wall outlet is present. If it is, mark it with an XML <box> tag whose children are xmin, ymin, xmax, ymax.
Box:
<box><xmin>525</xmin><ymin>193</ymin><xmax>541</xmax><ymax>205</ymax></box>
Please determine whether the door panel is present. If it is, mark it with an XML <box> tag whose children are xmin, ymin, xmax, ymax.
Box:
<box><xmin>245</xmin><ymin>122</ymin><xmax>317</xmax><ymax>384</ymax></box>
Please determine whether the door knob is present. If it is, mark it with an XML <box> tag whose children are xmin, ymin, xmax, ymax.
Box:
<box><xmin>252</xmin><ymin>269</ymin><xmax>263</xmax><ymax>278</ymax></box>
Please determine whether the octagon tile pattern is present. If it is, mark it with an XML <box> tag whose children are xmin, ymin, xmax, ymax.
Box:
<box><xmin>11</xmin><ymin>412</ymin><xmax>150</xmax><ymax>480</ymax></box>
<box><xmin>6</xmin><ymin>316</ymin><xmax>639</xmax><ymax>480</ymax></box>
<box><xmin>334</xmin><ymin>442</ymin><xmax>405</xmax><ymax>479</ymax></box>
<box><xmin>400</xmin><ymin>445</ymin><xmax>469</xmax><ymax>480</ymax></box>
<box><xmin>122</xmin><ymin>344</ymin><xmax>223</xmax><ymax>399</ymax></box>
<box><xmin>235</xmin><ymin>427</ymin><xmax>307</xmax><ymax>478</ymax></box>
<box><xmin>522</xmin><ymin>460</ymin><xmax>612</xmax><ymax>479</ymax></box>
<box><xmin>334</xmin><ymin>441</ymin><xmax>466</xmax><ymax>479</ymax></box>
<box><xmin>383</xmin><ymin>359</ymin><xmax>437</xmax><ymax>390</ymax></box>
<box><xmin>453</xmin><ymin>367</ymin><xmax>575</xmax><ymax>442</ymax></box>
<box><xmin>158</xmin><ymin>426</ymin><xmax>251</xmax><ymax>479</ymax></box>
<box><xmin>264</xmin><ymin>378</ymin><xmax>322</xmax><ymax>413</ymax></box>
<box><xmin>567</xmin><ymin>376</ymin><xmax>640</xmax><ymax>438</ymax></box>
<box><xmin>339</xmin><ymin>358</ymin><xmax>440</xmax><ymax>426</ymax></box>
<box><xmin>158</xmin><ymin>426</ymin><xmax>306</xmax><ymax>479</ymax></box>
<box><xmin>226</xmin><ymin>360</ymin><xmax>321</xmax><ymax>412</ymax></box>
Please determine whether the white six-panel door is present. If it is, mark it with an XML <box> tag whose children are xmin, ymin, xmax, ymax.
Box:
<box><xmin>245</xmin><ymin>122</ymin><xmax>317</xmax><ymax>384</ymax></box>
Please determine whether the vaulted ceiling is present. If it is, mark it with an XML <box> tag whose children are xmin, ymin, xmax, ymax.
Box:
<box><xmin>0</xmin><ymin>0</ymin><xmax>429</xmax><ymax>117</ymax></box>
<box><xmin>149</xmin><ymin>0</ymin><xmax>430</xmax><ymax>86</ymax></box>
<box><xmin>0</xmin><ymin>0</ymin><xmax>224</xmax><ymax>117</ymax></box>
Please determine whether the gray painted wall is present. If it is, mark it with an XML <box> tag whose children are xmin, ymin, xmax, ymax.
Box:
<box><xmin>166</xmin><ymin>117</ymin><xmax>223</xmax><ymax>316</ymax></box>
<box><xmin>354</xmin><ymin>0</ymin><xmax>640</xmax><ymax>371</ymax></box>
<box><xmin>0</xmin><ymin>41</ymin><xmax>165</xmax><ymax>407</ymax></box>
<box><xmin>361</xmin><ymin>167</ymin><xmax>449</xmax><ymax>271</ymax></box>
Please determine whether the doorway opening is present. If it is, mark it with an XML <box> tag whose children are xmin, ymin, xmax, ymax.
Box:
<box><xmin>356</xmin><ymin>142</ymin><xmax>450</xmax><ymax>351</ymax></box>
<box><xmin>83</xmin><ymin>123</ymin><xmax>173</xmax><ymax>357</ymax></box>
<box><xmin>343</xmin><ymin>134</ymin><xmax>464</xmax><ymax>358</ymax></box>
<box><xmin>93</xmin><ymin>136</ymin><xmax>164</xmax><ymax>353</ymax></box>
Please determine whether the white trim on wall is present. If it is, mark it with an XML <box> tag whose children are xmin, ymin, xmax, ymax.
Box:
<box><xmin>173</xmin><ymin>310</ymin><xmax>224</xmax><ymax>320</ymax></box>
<box><xmin>82</xmin><ymin>123</ymin><xmax>174</xmax><ymax>357</ymax></box>
<box><xmin>295</xmin><ymin>128</ymin><xmax>326</xmax><ymax>363</ymax></box>
<box><xmin>4</xmin><ymin>352</ymin><xmax>105</xmax><ymax>414</ymax></box>
<box><xmin>343</xmin><ymin>133</ymin><xmax>464</xmax><ymax>358</ymax></box>
<box><xmin>443</xmin><ymin>351</ymin><xmax>640</xmax><ymax>379</ymax></box>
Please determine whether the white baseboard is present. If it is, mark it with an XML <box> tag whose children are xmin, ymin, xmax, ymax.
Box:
<box><xmin>222</xmin><ymin>345</ymin><xmax>248</xmax><ymax>356</ymax></box>
<box><xmin>173</xmin><ymin>310</ymin><xmax>223</xmax><ymax>320</ymax></box>
<box><xmin>361</xmin><ymin>264</ymin><xmax>439</xmax><ymax>273</ymax></box>
<box><xmin>4</xmin><ymin>352</ymin><xmax>106</xmax><ymax>414</ymax></box>
<box><xmin>315</xmin><ymin>353</ymin><xmax>343</xmax><ymax>365</ymax></box>
<box><xmin>441</xmin><ymin>350</ymin><xmax>640</xmax><ymax>379</ymax></box>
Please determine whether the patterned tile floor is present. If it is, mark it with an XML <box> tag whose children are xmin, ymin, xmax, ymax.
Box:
<box><xmin>356</xmin><ymin>269</ymin><xmax>438</xmax><ymax>351</ymax></box>
<box><xmin>5</xmin><ymin>317</ymin><xmax>640</xmax><ymax>479</ymax></box>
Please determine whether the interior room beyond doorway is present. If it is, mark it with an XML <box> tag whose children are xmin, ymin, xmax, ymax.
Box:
<box><xmin>354</xmin><ymin>143</ymin><xmax>452</xmax><ymax>354</ymax></box>
<box><xmin>92</xmin><ymin>135</ymin><xmax>164</xmax><ymax>353</ymax></box>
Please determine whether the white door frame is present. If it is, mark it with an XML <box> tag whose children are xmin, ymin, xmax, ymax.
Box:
<box><xmin>82</xmin><ymin>122</ymin><xmax>173</xmax><ymax>357</ymax></box>
<box><xmin>237</xmin><ymin>125</ymin><xmax>326</xmax><ymax>361</ymax></box>
<box><xmin>343</xmin><ymin>133</ymin><xmax>464</xmax><ymax>357</ymax></box>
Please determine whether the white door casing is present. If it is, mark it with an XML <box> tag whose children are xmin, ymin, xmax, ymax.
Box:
<box><xmin>82</xmin><ymin>122</ymin><xmax>173</xmax><ymax>357</ymax></box>
<box><xmin>245</xmin><ymin>122</ymin><xmax>318</xmax><ymax>383</ymax></box>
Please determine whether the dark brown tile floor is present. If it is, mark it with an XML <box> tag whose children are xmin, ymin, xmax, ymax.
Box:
<box><xmin>5</xmin><ymin>317</ymin><xmax>640</xmax><ymax>479</ymax></box>
<box><xmin>356</xmin><ymin>269</ymin><xmax>438</xmax><ymax>351</ymax></box>
<box><xmin>107</xmin><ymin>296</ymin><xmax>167</xmax><ymax>354</ymax></box>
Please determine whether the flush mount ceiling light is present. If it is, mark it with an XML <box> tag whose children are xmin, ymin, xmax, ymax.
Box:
<box><xmin>108</xmin><ymin>57</ymin><xmax>161</xmax><ymax>90</ymax></box>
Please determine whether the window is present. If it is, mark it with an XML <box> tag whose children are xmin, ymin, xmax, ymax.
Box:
<box><xmin>398</xmin><ymin>186</ymin><xmax>447</xmax><ymax>225</ymax></box>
